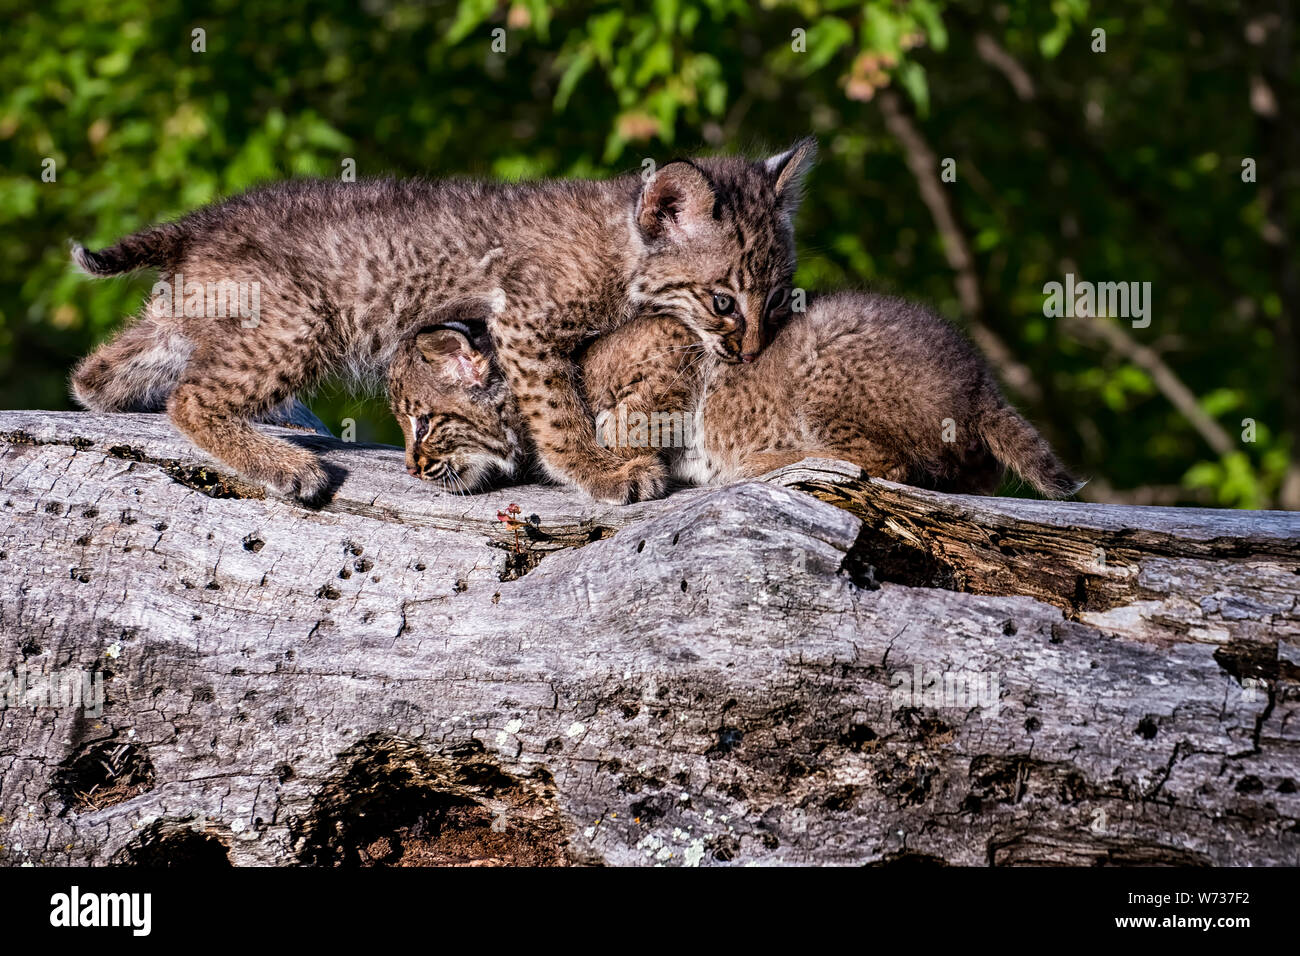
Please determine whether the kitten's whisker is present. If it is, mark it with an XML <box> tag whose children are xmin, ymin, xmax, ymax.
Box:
<box><xmin>670</xmin><ymin>345</ymin><xmax>711</xmax><ymax>391</ymax></box>
<box><xmin>623</xmin><ymin>341</ymin><xmax>705</xmax><ymax>368</ymax></box>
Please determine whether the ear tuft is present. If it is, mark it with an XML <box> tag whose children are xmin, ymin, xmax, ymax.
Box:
<box><xmin>764</xmin><ymin>137</ymin><xmax>817</xmax><ymax>217</ymax></box>
<box><xmin>636</xmin><ymin>161</ymin><xmax>717</xmax><ymax>241</ymax></box>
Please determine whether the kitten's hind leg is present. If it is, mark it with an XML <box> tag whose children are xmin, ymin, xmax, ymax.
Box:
<box><xmin>71</xmin><ymin>314</ymin><xmax>193</xmax><ymax>412</ymax></box>
<box><xmin>167</xmin><ymin>353</ymin><xmax>331</xmax><ymax>502</ymax></box>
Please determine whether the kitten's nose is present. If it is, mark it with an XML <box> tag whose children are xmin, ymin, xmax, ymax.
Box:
<box><xmin>406</xmin><ymin>465</ymin><xmax>419</xmax><ymax>476</ymax></box>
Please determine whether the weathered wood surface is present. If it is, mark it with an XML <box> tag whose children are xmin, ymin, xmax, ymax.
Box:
<box><xmin>0</xmin><ymin>410</ymin><xmax>1296</xmax><ymax>866</ymax></box>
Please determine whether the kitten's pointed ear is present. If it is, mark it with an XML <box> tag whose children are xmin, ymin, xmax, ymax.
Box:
<box><xmin>764</xmin><ymin>137</ymin><xmax>817</xmax><ymax>218</ymax></box>
<box><xmin>414</xmin><ymin>328</ymin><xmax>488</xmax><ymax>387</ymax></box>
<box><xmin>636</xmin><ymin>161</ymin><xmax>716</xmax><ymax>242</ymax></box>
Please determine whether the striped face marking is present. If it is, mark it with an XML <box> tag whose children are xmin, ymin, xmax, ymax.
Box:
<box><xmin>390</xmin><ymin>338</ymin><xmax>519</xmax><ymax>495</ymax></box>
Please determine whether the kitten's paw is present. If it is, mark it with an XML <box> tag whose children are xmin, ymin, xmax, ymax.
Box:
<box><xmin>264</xmin><ymin>452</ymin><xmax>333</xmax><ymax>504</ymax></box>
<box><xmin>585</xmin><ymin>456</ymin><xmax>667</xmax><ymax>504</ymax></box>
<box><xmin>287</xmin><ymin>460</ymin><xmax>332</xmax><ymax>503</ymax></box>
<box><xmin>625</xmin><ymin>456</ymin><xmax>668</xmax><ymax>502</ymax></box>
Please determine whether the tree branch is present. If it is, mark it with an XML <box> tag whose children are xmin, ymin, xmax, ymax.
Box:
<box><xmin>1064</xmin><ymin>314</ymin><xmax>1237</xmax><ymax>458</ymax></box>
<box><xmin>876</xmin><ymin>89</ymin><xmax>1045</xmax><ymax>409</ymax></box>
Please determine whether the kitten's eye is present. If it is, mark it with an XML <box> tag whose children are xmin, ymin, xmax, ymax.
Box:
<box><xmin>412</xmin><ymin>414</ymin><xmax>431</xmax><ymax>445</ymax></box>
<box><xmin>712</xmin><ymin>292</ymin><xmax>735</xmax><ymax>316</ymax></box>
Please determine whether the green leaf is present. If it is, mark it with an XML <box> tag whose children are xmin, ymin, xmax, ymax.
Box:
<box><xmin>555</xmin><ymin>51</ymin><xmax>593</xmax><ymax>110</ymax></box>
<box><xmin>446</xmin><ymin>0</ymin><xmax>497</xmax><ymax>46</ymax></box>
<box><xmin>1039</xmin><ymin>17</ymin><xmax>1073</xmax><ymax>59</ymax></box>
<box><xmin>94</xmin><ymin>48</ymin><xmax>132</xmax><ymax>78</ymax></box>
<box><xmin>587</xmin><ymin>9</ymin><xmax>625</xmax><ymax>64</ymax></box>
<box><xmin>653</xmin><ymin>0</ymin><xmax>680</xmax><ymax>33</ymax></box>
<box><xmin>912</xmin><ymin>1</ymin><xmax>948</xmax><ymax>52</ymax></box>
<box><xmin>1199</xmin><ymin>387</ymin><xmax>1242</xmax><ymax>419</ymax></box>
<box><xmin>898</xmin><ymin>61</ymin><xmax>929</xmax><ymax>117</ymax></box>
<box><xmin>861</xmin><ymin>5</ymin><xmax>901</xmax><ymax>54</ymax></box>
<box><xmin>802</xmin><ymin>17</ymin><xmax>854</xmax><ymax>74</ymax></box>
<box><xmin>634</xmin><ymin>39</ymin><xmax>674</xmax><ymax>87</ymax></box>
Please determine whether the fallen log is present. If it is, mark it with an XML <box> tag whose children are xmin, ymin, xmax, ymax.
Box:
<box><xmin>0</xmin><ymin>410</ymin><xmax>1296</xmax><ymax>866</ymax></box>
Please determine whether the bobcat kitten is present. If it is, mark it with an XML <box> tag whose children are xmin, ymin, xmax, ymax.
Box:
<box><xmin>391</xmin><ymin>291</ymin><xmax>1079</xmax><ymax>499</ymax></box>
<box><xmin>387</xmin><ymin>319</ymin><xmax>526</xmax><ymax>492</ymax></box>
<box><xmin>71</xmin><ymin>140</ymin><xmax>815</xmax><ymax>503</ymax></box>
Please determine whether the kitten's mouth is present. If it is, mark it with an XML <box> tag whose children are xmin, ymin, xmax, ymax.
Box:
<box><xmin>713</xmin><ymin>345</ymin><xmax>744</xmax><ymax>363</ymax></box>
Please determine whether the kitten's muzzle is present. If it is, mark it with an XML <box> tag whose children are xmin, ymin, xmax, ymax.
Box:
<box><xmin>715</xmin><ymin>328</ymin><xmax>746</xmax><ymax>363</ymax></box>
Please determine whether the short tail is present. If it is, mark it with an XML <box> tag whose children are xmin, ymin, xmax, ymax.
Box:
<box><xmin>70</xmin><ymin>223</ymin><xmax>186</xmax><ymax>276</ymax></box>
<box><xmin>70</xmin><ymin>317</ymin><xmax>193</xmax><ymax>413</ymax></box>
<box><xmin>977</xmin><ymin>402</ymin><xmax>1084</xmax><ymax>499</ymax></box>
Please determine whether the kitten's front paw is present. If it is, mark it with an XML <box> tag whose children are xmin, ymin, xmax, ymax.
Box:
<box><xmin>287</xmin><ymin>461</ymin><xmax>332</xmax><ymax>503</ymax></box>
<box><xmin>585</xmin><ymin>456</ymin><xmax>667</xmax><ymax>504</ymax></box>
<box><xmin>265</xmin><ymin>452</ymin><xmax>332</xmax><ymax>504</ymax></box>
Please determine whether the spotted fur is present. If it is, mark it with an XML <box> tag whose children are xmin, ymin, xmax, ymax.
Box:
<box><xmin>387</xmin><ymin>320</ymin><xmax>524</xmax><ymax>494</ymax></box>
<box><xmin>392</xmin><ymin>290</ymin><xmax>1079</xmax><ymax>500</ymax></box>
<box><xmin>70</xmin><ymin>141</ymin><xmax>815</xmax><ymax>503</ymax></box>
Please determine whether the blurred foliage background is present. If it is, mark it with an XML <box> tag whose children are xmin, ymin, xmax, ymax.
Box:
<box><xmin>1</xmin><ymin>0</ymin><xmax>1295</xmax><ymax>508</ymax></box>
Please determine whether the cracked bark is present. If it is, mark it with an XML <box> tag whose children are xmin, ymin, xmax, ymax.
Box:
<box><xmin>0</xmin><ymin>411</ymin><xmax>1297</xmax><ymax>866</ymax></box>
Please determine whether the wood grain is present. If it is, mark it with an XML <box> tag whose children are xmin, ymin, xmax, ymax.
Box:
<box><xmin>1</xmin><ymin>412</ymin><xmax>1296</xmax><ymax>866</ymax></box>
